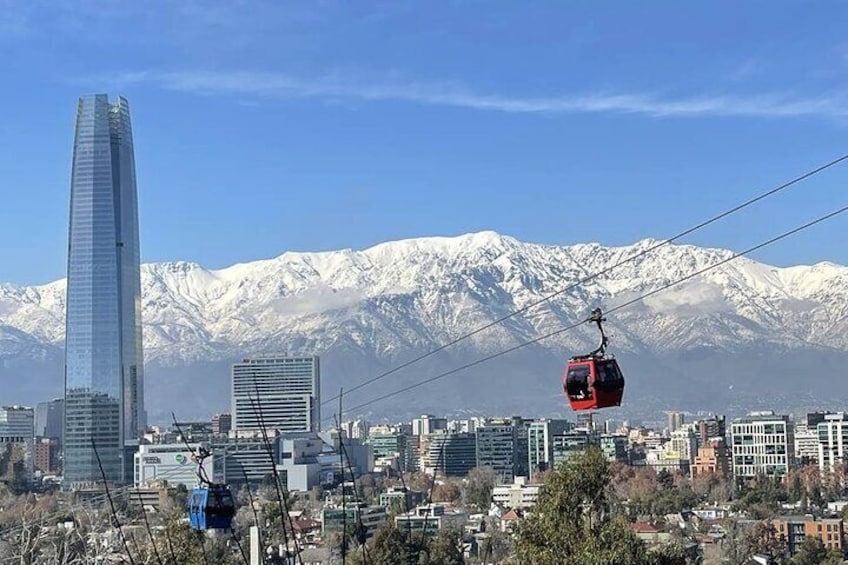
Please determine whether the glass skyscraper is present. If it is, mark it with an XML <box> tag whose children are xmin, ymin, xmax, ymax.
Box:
<box><xmin>64</xmin><ymin>95</ymin><xmax>144</xmax><ymax>486</ymax></box>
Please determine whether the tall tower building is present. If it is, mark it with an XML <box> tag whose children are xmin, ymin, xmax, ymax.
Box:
<box><xmin>232</xmin><ymin>356</ymin><xmax>320</xmax><ymax>433</ymax></box>
<box><xmin>64</xmin><ymin>95</ymin><xmax>144</xmax><ymax>485</ymax></box>
<box><xmin>667</xmin><ymin>411</ymin><xmax>685</xmax><ymax>434</ymax></box>
<box><xmin>35</xmin><ymin>398</ymin><xmax>64</xmax><ymax>442</ymax></box>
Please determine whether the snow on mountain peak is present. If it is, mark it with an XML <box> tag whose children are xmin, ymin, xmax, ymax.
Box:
<box><xmin>1</xmin><ymin>230</ymin><xmax>847</xmax><ymax>365</ymax></box>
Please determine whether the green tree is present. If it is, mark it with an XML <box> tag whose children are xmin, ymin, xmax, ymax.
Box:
<box><xmin>512</xmin><ymin>448</ymin><xmax>651</xmax><ymax>565</ymax></box>
<box><xmin>788</xmin><ymin>474</ymin><xmax>804</xmax><ymax>504</ymax></box>
<box><xmin>364</xmin><ymin>522</ymin><xmax>411</xmax><ymax>565</ymax></box>
<box><xmin>789</xmin><ymin>536</ymin><xmax>842</xmax><ymax>565</ymax></box>
<box><xmin>737</xmin><ymin>520</ymin><xmax>785</xmax><ymax>563</ymax></box>
<box><xmin>432</xmin><ymin>481</ymin><xmax>462</xmax><ymax>504</ymax></box>
<box><xmin>649</xmin><ymin>542</ymin><xmax>692</xmax><ymax>564</ymax></box>
<box><xmin>464</xmin><ymin>467</ymin><xmax>497</xmax><ymax>510</ymax></box>
<box><xmin>420</xmin><ymin>528</ymin><xmax>464</xmax><ymax>565</ymax></box>
<box><xmin>151</xmin><ymin>514</ymin><xmax>219</xmax><ymax>565</ymax></box>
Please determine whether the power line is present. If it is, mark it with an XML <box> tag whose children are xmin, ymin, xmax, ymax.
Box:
<box><xmin>320</xmin><ymin>152</ymin><xmax>848</xmax><ymax>413</ymax></box>
<box><xmin>341</xmin><ymin>203</ymin><xmax>848</xmax><ymax>415</ymax></box>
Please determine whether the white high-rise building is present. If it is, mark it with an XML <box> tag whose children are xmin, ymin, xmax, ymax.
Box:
<box><xmin>412</xmin><ymin>415</ymin><xmax>447</xmax><ymax>437</ymax></box>
<box><xmin>232</xmin><ymin>355</ymin><xmax>320</xmax><ymax>433</ymax></box>
<box><xmin>669</xmin><ymin>427</ymin><xmax>698</xmax><ymax>465</ymax></box>
<box><xmin>817</xmin><ymin>413</ymin><xmax>848</xmax><ymax>474</ymax></box>
<box><xmin>730</xmin><ymin>411</ymin><xmax>794</xmax><ymax>479</ymax></box>
<box><xmin>794</xmin><ymin>429</ymin><xmax>820</xmax><ymax>466</ymax></box>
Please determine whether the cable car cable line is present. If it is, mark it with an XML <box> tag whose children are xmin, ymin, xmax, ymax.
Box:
<box><xmin>247</xmin><ymin>383</ymin><xmax>304</xmax><ymax>565</ymax></box>
<box><xmin>171</xmin><ymin>417</ymin><xmax>247</xmax><ymax>565</ymax></box>
<box><xmin>133</xmin><ymin>486</ymin><xmax>165</xmax><ymax>565</ymax></box>
<box><xmin>174</xmin><ymin>414</ymin><xmax>245</xmax><ymax>565</ymax></box>
<box><xmin>340</xmin><ymin>202</ymin><xmax>848</xmax><ymax>415</ymax></box>
<box><xmin>171</xmin><ymin>412</ymin><xmax>214</xmax><ymax>565</ymax></box>
<box><xmin>334</xmin><ymin>410</ymin><xmax>372</xmax><ymax>565</ymax></box>
<box><xmin>394</xmin><ymin>457</ymin><xmax>414</xmax><ymax>565</ymax></box>
<box><xmin>91</xmin><ymin>438</ymin><xmax>137</xmax><ymax>565</ymax></box>
<box><xmin>229</xmin><ymin>526</ymin><xmax>250</xmax><ymax>565</ymax></box>
<box><xmin>241</xmin><ymin>464</ymin><xmax>262</xmax><ymax>532</ymax></box>
<box><xmin>418</xmin><ymin>439</ymin><xmax>446</xmax><ymax>562</ymax></box>
<box><xmin>319</xmin><ymin>152</ymin><xmax>848</xmax><ymax>414</ymax></box>
<box><xmin>337</xmin><ymin>391</ymin><xmax>347</xmax><ymax>565</ymax></box>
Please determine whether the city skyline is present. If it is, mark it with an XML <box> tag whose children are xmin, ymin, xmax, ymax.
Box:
<box><xmin>64</xmin><ymin>94</ymin><xmax>145</xmax><ymax>485</ymax></box>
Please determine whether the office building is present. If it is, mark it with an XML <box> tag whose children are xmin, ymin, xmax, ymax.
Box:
<box><xmin>0</xmin><ymin>406</ymin><xmax>34</xmax><ymax>440</ymax></box>
<box><xmin>277</xmin><ymin>433</ymin><xmax>323</xmax><ymax>492</ymax></box>
<box><xmin>773</xmin><ymin>516</ymin><xmax>843</xmax><ymax>556</ymax></box>
<box><xmin>0</xmin><ymin>406</ymin><xmax>35</xmax><ymax>479</ymax></box>
<box><xmin>35</xmin><ymin>399</ymin><xmax>64</xmax><ymax>443</ymax></box>
<box><xmin>475</xmin><ymin>418</ymin><xmax>530</xmax><ymax>483</ymax></box>
<box><xmin>211</xmin><ymin>413</ymin><xmax>232</xmax><ymax>436</ymax></box>
<box><xmin>476</xmin><ymin>421</ymin><xmax>517</xmax><ymax>483</ymax></box>
<box><xmin>134</xmin><ymin>443</ymin><xmax>208</xmax><ymax>489</ymax></box>
<box><xmin>368</xmin><ymin>432</ymin><xmax>412</xmax><ymax>472</ymax></box>
<box><xmin>806</xmin><ymin>412</ymin><xmax>831</xmax><ymax>430</ymax></box>
<box><xmin>380</xmin><ymin>486</ymin><xmax>425</xmax><ymax>513</ymax></box>
<box><xmin>213</xmin><ymin>437</ymin><xmax>276</xmax><ymax>486</ymax></box>
<box><xmin>551</xmin><ymin>429</ymin><xmax>599</xmax><ymax>468</ymax></box>
<box><xmin>696</xmin><ymin>415</ymin><xmax>726</xmax><ymax>446</ymax></box>
<box><xmin>64</xmin><ymin>95</ymin><xmax>145</xmax><ymax>486</ymax></box>
<box><xmin>795</xmin><ymin>429</ymin><xmax>820</xmax><ymax>466</ymax></box>
<box><xmin>34</xmin><ymin>438</ymin><xmax>61</xmax><ymax>475</ymax></box>
<box><xmin>730</xmin><ymin>411</ymin><xmax>794</xmax><ymax>479</ymax></box>
<box><xmin>817</xmin><ymin>413</ymin><xmax>848</xmax><ymax>473</ymax></box>
<box><xmin>576</xmin><ymin>412</ymin><xmax>594</xmax><ymax>431</ymax></box>
<box><xmin>425</xmin><ymin>432</ymin><xmax>477</xmax><ymax>477</ymax></box>
<box><xmin>667</xmin><ymin>412</ymin><xmax>685</xmax><ymax>434</ymax></box>
<box><xmin>528</xmin><ymin>419</ymin><xmax>572</xmax><ymax>473</ymax></box>
<box><xmin>232</xmin><ymin>355</ymin><xmax>320</xmax><ymax>433</ymax></box>
<box><xmin>669</xmin><ymin>427</ymin><xmax>698</xmax><ymax>464</ymax></box>
<box><xmin>323</xmin><ymin>503</ymin><xmax>387</xmax><ymax>538</ymax></box>
<box><xmin>600</xmin><ymin>434</ymin><xmax>628</xmax><ymax>463</ymax></box>
<box><xmin>412</xmin><ymin>415</ymin><xmax>447</xmax><ymax>437</ymax></box>
<box><xmin>492</xmin><ymin>476</ymin><xmax>542</xmax><ymax>510</ymax></box>
<box><xmin>342</xmin><ymin>419</ymin><xmax>370</xmax><ymax>440</ymax></box>
<box><xmin>395</xmin><ymin>504</ymin><xmax>468</xmax><ymax>534</ymax></box>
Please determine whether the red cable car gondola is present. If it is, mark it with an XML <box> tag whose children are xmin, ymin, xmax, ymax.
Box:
<box><xmin>563</xmin><ymin>308</ymin><xmax>625</xmax><ymax>411</ymax></box>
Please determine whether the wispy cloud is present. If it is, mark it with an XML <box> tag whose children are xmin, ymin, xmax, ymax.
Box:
<box><xmin>105</xmin><ymin>69</ymin><xmax>848</xmax><ymax>120</ymax></box>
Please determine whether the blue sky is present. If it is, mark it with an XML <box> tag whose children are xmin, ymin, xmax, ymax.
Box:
<box><xmin>2</xmin><ymin>1</ymin><xmax>848</xmax><ymax>285</ymax></box>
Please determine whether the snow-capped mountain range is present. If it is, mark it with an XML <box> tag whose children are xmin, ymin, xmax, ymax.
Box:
<box><xmin>2</xmin><ymin>231</ymin><xmax>847</xmax><ymax>422</ymax></box>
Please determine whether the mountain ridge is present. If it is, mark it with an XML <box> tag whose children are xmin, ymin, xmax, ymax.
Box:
<box><xmin>2</xmin><ymin>231</ymin><xmax>848</xmax><ymax>422</ymax></box>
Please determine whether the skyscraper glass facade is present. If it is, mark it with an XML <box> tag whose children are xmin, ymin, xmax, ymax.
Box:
<box><xmin>64</xmin><ymin>95</ymin><xmax>144</xmax><ymax>485</ymax></box>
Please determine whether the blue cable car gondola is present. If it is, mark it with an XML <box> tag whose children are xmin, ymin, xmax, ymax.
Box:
<box><xmin>185</xmin><ymin>446</ymin><xmax>236</xmax><ymax>531</ymax></box>
<box><xmin>188</xmin><ymin>485</ymin><xmax>236</xmax><ymax>530</ymax></box>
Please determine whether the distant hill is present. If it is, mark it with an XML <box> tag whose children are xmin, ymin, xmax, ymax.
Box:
<box><xmin>3</xmin><ymin>231</ymin><xmax>848</xmax><ymax>424</ymax></box>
